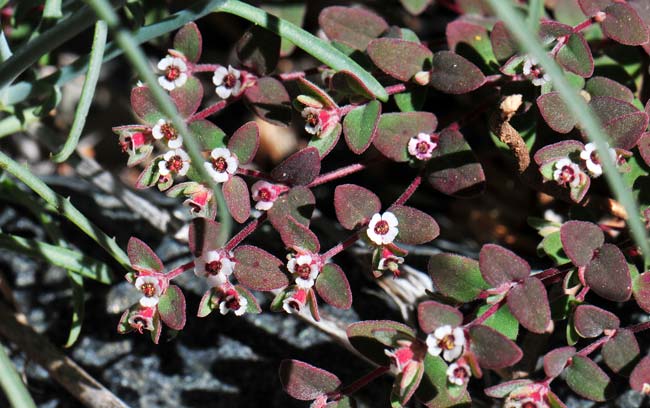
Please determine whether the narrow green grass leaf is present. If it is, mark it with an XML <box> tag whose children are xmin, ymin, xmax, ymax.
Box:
<box><xmin>0</xmin><ymin>345</ymin><xmax>37</xmax><ymax>408</ymax></box>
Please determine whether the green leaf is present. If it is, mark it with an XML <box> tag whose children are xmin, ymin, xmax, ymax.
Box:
<box><xmin>476</xmin><ymin>303</ymin><xmax>519</xmax><ymax>340</ymax></box>
<box><xmin>565</xmin><ymin>355</ymin><xmax>612</xmax><ymax>401</ymax></box>
<box><xmin>538</xmin><ymin>230</ymin><xmax>571</xmax><ymax>265</ymax></box>
<box><xmin>334</xmin><ymin>184</ymin><xmax>381</xmax><ymax>230</ymax></box>
<box><xmin>261</xmin><ymin>3</ymin><xmax>306</xmax><ymax>56</ymax></box>
<box><xmin>157</xmin><ymin>285</ymin><xmax>186</xmax><ymax>330</ymax></box>
<box><xmin>367</xmin><ymin>38</ymin><xmax>432</xmax><ymax>82</ymax></box>
<box><xmin>428</xmin><ymin>253</ymin><xmax>489</xmax><ymax>302</ymax></box>
<box><xmin>417</xmin><ymin>354</ymin><xmax>472</xmax><ymax>408</ymax></box>
<box><xmin>188</xmin><ymin>119</ymin><xmax>226</xmax><ymax>151</ymax></box>
<box><xmin>315</xmin><ymin>263</ymin><xmax>352</xmax><ymax>309</ymax></box>
<box><xmin>343</xmin><ymin>101</ymin><xmax>381</xmax><ymax>154</ymax></box>
<box><xmin>374</xmin><ymin>112</ymin><xmax>437</xmax><ymax>162</ymax></box>
<box><xmin>602</xmin><ymin>329</ymin><xmax>639</xmax><ymax>374</ymax></box>
<box><xmin>279</xmin><ymin>360</ymin><xmax>341</xmax><ymax>401</ymax></box>
<box><xmin>308</xmin><ymin>123</ymin><xmax>342</xmax><ymax>158</ymax></box>
<box><xmin>222</xmin><ymin>175</ymin><xmax>250</xmax><ymax>224</ymax></box>
<box><xmin>556</xmin><ymin>33</ymin><xmax>593</xmax><ymax>77</ymax></box>
<box><xmin>393</xmin><ymin>87</ymin><xmax>428</xmax><ymax>112</ymax></box>
<box><xmin>400</xmin><ymin>0</ymin><xmax>432</xmax><ymax>15</ymax></box>
<box><xmin>346</xmin><ymin>320</ymin><xmax>416</xmax><ymax>365</ymax></box>
<box><xmin>173</xmin><ymin>22</ymin><xmax>202</xmax><ymax>63</ymax></box>
<box><xmin>319</xmin><ymin>6</ymin><xmax>388</xmax><ymax>51</ymax></box>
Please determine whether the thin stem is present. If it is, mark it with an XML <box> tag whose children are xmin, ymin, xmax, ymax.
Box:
<box><xmin>225</xmin><ymin>212</ymin><xmax>268</xmax><ymax>252</ymax></box>
<box><xmin>308</xmin><ymin>163</ymin><xmax>367</xmax><ymax>188</ymax></box>
<box><xmin>167</xmin><ymin>260</ymin><xmax>195</xmax><ymax>280</ymax></box>
<box><xmin>237</xmin><ymin>167</ymin><xmax>275</xmax><ymax>182</ymax></box>
<box><xmin>575</xmin><ymin>286</ymin><xmax>590</xmax><ymax>302</ymax></box>
<box><xmin>573</xmin><ymin>17</ymin><xmax>595</xmax><ymax>33</ymax></box>
<box><xmin>189</xmin><ymin>99</ymin><xmax>229</xmax><ymax>121</ymax></box>
<box><xmin>321</xmin><ymin>232</ymin><xmax>361</xmax><ymax>261</ymax></box>
<box><xmin>629</xmin><ymin>321</ymin><xmax>650</xmax><ymax>334</ymax></box>
<box><xmin>466</xmin><ymin>299</ymin><xmax>504</xmax><ymax>328</ymax></box>
<box><xmin>191</xmin><ymin>63</ymin><xmax>220</xmax><ymax>72</ymax></box>
<box><xmin>336</xmin><ymin>366</ymin><xmax>390</xmax><ymax>398</ymax></box>
<box><xmin>392</xmin><ymin>174</ymin><xmax>422</xmax><ymax>206</ymax></box>
<box><xmin>385</xmin><ymin>83</ymin><xmax>407</xmax><ymax>96</ymax></box>
<box><xmin>577</xmin><ymin>335</ymin><xmax>610</xmax><ymax>357</ymax></box>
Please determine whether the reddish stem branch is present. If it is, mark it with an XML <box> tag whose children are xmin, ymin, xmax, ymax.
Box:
<box><xmin>237</xmin><ymin>167</ymin><xmax>275</xmax><ymax>182</ymax></box>
<box><xmin>308</xmin><ymin>163</ymin><xmax>367</xmax><ymax>188</ymax></box>
<box><xmin>466</xmin><ymin>299</ymin><xmax>504</xmax><ymax>328</ymax></box>
<box><xmin>189</xmin><ymin>100</ymin><xmax>229</xmax><ymax>121</ymax></box>
<box><xmin>336</xmin><ymin>365</ymin><xmax>390</xmax><ymax>398</ymax></box>
<box><xmin>392</xmin><ymin>174</ymin><xmax>422</xmax><ymax>207</ymax></box>
<box><xmin>225</xmin><ymin>212</ymin><xmax>268</xmax><ymax>252</ymax></box>
<box><xmin>577</xmin><ymin>335</ymin><xmax>611</xmax><ymax>357</ymax></box>
<box><xmin>167</xmin><ymin>260</ymin><xmax>195</xmax><ymax>280</ymax></box>
<box><xmin>321</xmin><ymin>232</ymin><xmax>361</xmax><ymax>261</ymax></box>
<box><xmin>191</xmin><ymin>63</ymin><xmax>220</xmax><ymax>73</ymax></box>
<box><xmin>385</xmin><ymin>83</ymin><xmax>407</xmax><ymax>96</ymax></box>
<box><xmin>629</xmin><ymin>321</ymin><xmax>650</xmax><ymax>334</ymax></box>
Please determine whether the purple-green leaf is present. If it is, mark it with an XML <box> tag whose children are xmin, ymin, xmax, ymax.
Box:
<box><xmin>391</xmin><ymin>361</ymin><xmax>424</xmax><ymax>407</ymax></box>
<box><xmin>428</xmin><ymin>253</ymin><xmax>488</xmax><ymax>302</ymax></box>
<box><xmin>429</xmin><ymin>51</ymin><xmax>486</xmax><ymax>94</ymax></box>
<box><xmin>602</xmin><ymin>329</ymin><xmax>639</xmax><ymax>374</ymax></box>
<box><xmin>319</xmin><ymin>6</ymin><xmax>388</xmax><ymax>51</ymax></box>
<box><xmin>127</xmin><ymin>237</ymin><xmax>163</xmax><ymax>273</ymax></box>
<box><xmin>506</xmin><ymin>277</ymin><xmax>551</xmax><ymax>334</ymax></box>
<box><xmin>560</xmin><ymin>220</ymin><xmax>604</xmax><ymax>267</ymax></box>
<box><xmin>268</xmin><ymin>186</ymin><xmax>315</xmax><ymax>231</ymax></box>
<box><xmin>585</xmin><ymin>243</ymin><xmax>632</xmax><ymax>302</ymax></box>
<box><xmin>297</xmin><ymin>77</ymin><xmax>338</xmax><ymax>110</ymax></box>
<box><xmin>346</xmin><ymin>320</ymin><xmax>416</xmax><ymax>365</ymax></box>
<box><xmin>537</xmin><ymin>92</ymin><xmax>577</xmax><ymax>134</ymax></box>
<box><xmin>490</xmin><ymin>21</ymin><xmax>517</xmax><ymax>62</ymax></box>
<box><xmin>315</xmin><ymin>263</ymin><xmax>352</xmax><ymax>309</ymax></box>
<box><xmin>279</xmin><ymin>216</ymin><xmax>320</xmax><ymax>253</ymax></box>
<box><xmin>244</xmin><ymin>76</ymin><xmax>291</xmax><ymax>126</ymax></box>
<box><xmin>374</xmin><ymin>111</ymin><xmax>437</xmax><ymax>162</ymax></box>
<box><xmin>632</xmin><ymin>271</ymin><xmax>650</xmax><ymax>312</ymax></box>
<box><xmin>602</xmin><ymin>3</ymin><xmax>650</xmax><ymax>46</ymax></box>
<box><xmin>222</xmin><ymin>175</ymin><xmax>250</xmax><ymax>224</ymax></box>
<box><xmin>173</xmin><ymin>22</ymin><xmax>202</xmax><ymax>63</ymax></box>
<box><xmin>279</xmin><ymin>359</ymin><xmax>341</xmax><ymax>401</ymax></box>
<box><xmin>585</xmin><ymin>76</ymin><xmax>634</xmax><ymax>102</ymax></box>
<box><xmin>533</xmin><ymin>140</ymin><xmax>584</xmax><ymax>165</ymax></box>
<box><xmin>158</xmin><ymin>285</ymin><xmax>186</xmax><ymax>330</ymax></box>
<box><xmin>637</xmin><ymin>133</ymin><xmax>650</xmax><ymax>167</ymax></box>
<box><xmin>334</xmin><ymin>184</ymin><xmax>381</xmax><ymax>230</ymax></box>
<box><xmin>233</xmin><ymin>245</ymin><xmax>288</xmax><ymax>291</ymax></box>
<box><xmin>544</xmin><ymin>347</ymin><xmax>576</xmax><ymax>378</ymax></box>
<box><xmin>485</xmin><ymin>380</ymin><xmax>534</xmax><ymax>398</ymax></box>
<box><xmin>188</xmin><ymin>120</ymin><xmax>226</xmax><ymax>151</ymax></box>
<box><xmin>236</xmin><ymin>25</ymin><xmax>280</xmax><ymax>76</ymax></box>
<box><xmin>565</xmin><ymin>355</ymin><xmax>612</xmax><ymax>402</ymax></box>
<box><xmin>131</xmin><ymin>86</ymin><xmax>163</xmax><ymax>124</ymax></box>
<box><xmin>417</xmin><ymin>354</ymin><xmax>472</xmax><ymax>407</ymax></box>
<box><xmin>573</xmin><ymin>304</ymin><xmax>620</xmax><ymax>338</ymax></box>
<box><xmin>308</xmin><ymin>123</ymin><xmax>342</xmax><ymax>157</ymax></box>
<box><xmin>630</xmin><ymin>356</ymin><xmax>650</xmax><ymax>393</ymax></box>
<box><xmin>271</xmin><ymin>147</ymin><xmax>321</xmax><ymax>186</ymax></box>
<box><xmin>228</xmin><ymin>121</ymin><xmax>259</xmax><ymax>165</ymax></box>
<box><xmin>426</xmin><ymin>127</ymin><xmax>486</xmax><ymax>197</ymax></box>
<box><xmin>170</xmin><ymin>76</ymin><xmax>202</xmax><ymax>118</ymax></box>
<box><xmin>479</xmin><ymin>244</ymin><xmax>531</xmax><ymax>287</ymax></box>
<box><xmin>367</xmin><ymin>38</ymin><xmax>432</xmax><ymax>82</ymax></box>
<box><xmin>578</xmin><ymin>0</ymin><xmax>613</xmax><ymax>16</ymax></box>
<box><xmin>601</xmin><ymin>111</ymin><xmax>648</xmax><ymax>150</ymax></box>
<box><xmin>388</xmin><ymin>205</ymin><xmax>439</xmax><ymax>245</ymax></box>
<box><xmin>469</xmin><ymin>325</ymin><xmax>523</xmax><ymax>369</ymax></box>
<box><xmin>556</xmin><ymin>33</ymin><xmax>594</xmax><ymax>77</ymax></box>
<box><xmin>417</xmin><ymin>300</ymin><xmax>463</xmax><ymax>333</ymax></box>
<box><xmin>343</xmin><ymin>100</ymin><xmax>381</xmax><ymax>154</ymax></box>
<box><xmin>188</xmin><ymin>218</ymin><xmax>220</xmax><ymax>256</ymax></box>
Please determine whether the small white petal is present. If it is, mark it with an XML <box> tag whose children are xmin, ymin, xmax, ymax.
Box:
<box><xmin>158</xmin><ymin>161</ymin><xmax>170</xmax><ymax>176</ymax></box>
<box><xmin>295</xmin><ymin>277</ymin><xmax>314</xmax><ymax>289</ymax></box>
<box><xmin>382</xmin><ymin>212</ymin><xmax>399</xmax><ymax>227</ymax></box>
<box><xmin>158</xmin><ymin>76</ymin><xmax>175</xmax><ymax>91</ymax></box>
<box><xmin>219</xmin><ymin>302</ymin><xmax>229</xmax><ymax>315</ymax></box>
<box><xmin>216</xmin><ymin>85</ymin><xmax>232</xmax><ymax>99</ymax></box>
<box><xmin>139</xmin><ymin>295</ymin><xmax>159</xmax><ymax>308</ymax></box>
<box><xmin>297</xmin><ymin>255</ymin><xmax>312</xmax><ymax>265</ymax></box>
<box><xmin>382</xmin><ymin>227</ymin><xmax>399</xmax><ymax>245</ymax></box>
<box><xmin>211</xmin><ymin>147</ymin><xmax>231</xmax><ymax>159</ymax></box>
<box><xmin>366</xmin><ymin>228</ymin><xmax>383</xmax><ymax>246</ymax></box>
<box><xmin>434</xmin><ymin>325</ymin><xmax>453</xmax><ymax>339</ymax></box>
<box><xmin>255</xmin><ymin>200</ymin><xmax>274</xmax><ymax>211</ymax></box>
<box><xmin>174</xmin><ymin>58</ymin><xmax>187</xmax><ymax>71</ymax></box>
<box><xmin>206</xmin><ymin>273</ymin><xmax>227</xmax><ymax>287</ymax></box>
<box><xmin>174</xmin><ymin>73</ymin><xmax>188</xmax><ymax>88</ymax></box>
<box><xmin>287</xmin><ymin>258</ymin><xmax>297</xmax><ymax>273</ymax></box>
<box><xmin>225</xmin><ymin>156</ymin><xmax>238</xmax><ymax>174</ymax></box>
<box><xmin>212</xmin><ymin>66</ymin><xmax>228</xmax><ymax>85</ymax></box>
<box><xmin>228</xmin><ymin>65</ymin><xmax>241</xmax><ymax>79</ymax></box>
<box><xmin>157</xmin><ymin>56</ymin><xmax>173</xmax><ymax>70</ymax></box>
<box><xmin>168</xmin><ymin>135</ymin><xmax>183</xmax><ymax>149</ymax></box>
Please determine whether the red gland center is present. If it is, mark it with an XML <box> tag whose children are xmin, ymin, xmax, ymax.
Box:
<box><xmin>306</xmin><ymin>112</ymin><xmax>319</xmax><ymax>127</ymax></box>
<box><xmin>439</xmin><ymin>335</ymin><xmax>456</xmax><ymax>351</ymax></box>
<box><xmin>295</xmin><ymin>263</ymin><xmax>312</xmax><ymax>279</ymax></box>
<box><xmin>416</xmin><ymin>141</ymin><xmax>431</xmax><ymax>154</ymax></box>
<box><xmin>590</xmin><ymin>151</ymin><xmax>600</xmax><ymax>165</ymax></box>
<box><xmin>224</xmin><ymin>73</ymin><xmax>237</xmax><ymax>88</ymax></box>
<box><xmin>141</xmin><ymin>283</ymin><xmax>157</xmax><ymax>297</ymax></box>
<box><xmin>161</xmin><ymin>123</ymin><xmax>177</xmax><ymax>140</ymax></box>
<box><xmin>258</xmin><ymin>188</ymin><xmax>272</xmax><ymax>201</ymax></box>
<box><xmin>225</xmin><ymin>295</ymin><xmax>241</xmax><ymax>311</ymax></box>
<box><xmin>166</xmin><ymin>66</ymin><xmax>181</xmax><ymax>81</ymax></box>
<box><xmin>212</xmin><ymin>156</ymin><xmax>228</xmax><ymax>172</ymax></box>
<box><xmin>521</xmin><ymin>402</ymin><xmax>537</xmax><ymax>408</ymax></box>
<box><xmin>453</xmin><ymin>366</ymin><xmax>469</xmax><ymax>380</ymax></box>
<box><xmin>559</xmin><ymin>165</ymin><xmax>576</xmax><ymax>183</ymax></box>
<box><xmin>374</xmin><ymin>220</ymin><xmax>390</xmax><ymax>235</ymax></box>
<box><xmin>167</xmin><ymin>156</ymin><xmax>184</xmax><ymax>173</ymax></box>
<box><xmin>205</xmin><ymin>260</ymin><xmax>222</xmax><ymax>275</ymax></box>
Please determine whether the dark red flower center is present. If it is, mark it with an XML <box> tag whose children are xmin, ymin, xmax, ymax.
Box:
<box><xmin>259</xmin><ymin>188</ymin><xmax>272</xmax><ymax>201</ymax></box>
<box><xmin>439</xmin><ymin>334</ymin><xmax>456</xmax><ymax>350</ymax></box>
<box><xmin>166</xmin><ymin>65</ymin><xmax>181</xmax><ymax>81</ymax></box>
<box><xmin>590</xmin><ymin>151</ymin><xmax>600</xmax><ymax>165</ymax></box>
<box><xmin>224</xmin><ymin>73</ymin><xmax>237</xmax><ymax>88</ymax></box>
<box><xmin>226</xmin><ymin>295</ymin><xmax>241</xmax><ymax>310</ymax></box>
<box><xmin>416</xmin><ymin>141</ymin><xmax>431</xmax><ymax>154</ymax></box>
<box><xmin>306</xmin><ymin>112</ymin><xmax>319</xmax><ymax>127</ymax></box>
<box><xmin>141</xmin><ymin>283</ymin><xmax>156</xmax><ymax>297</ymax></box>
<box><xmin>167</xmin><ymin>156</ymin><xmax>184</xmax><ymax>172</ymax></box>
<box><xmin>161</xmin><ymin>123</ymin><xmax>177</xmax><ymax>140</ymax></box>
<box><xmin>559</xmin><ymin>165</ymin><xmax>576</xmax><ymax>183</ymax></box>
<box><xmin>374</xmin><ymin>220</ymin><xmax>390</xmax><ymax>235</ymax></box>
<box><xmin>522</xmin><ymin>402</ymin><xmax>537</xmax><ymax>408</ymax></box>
<box><xmin>205</xmin><ymin>260</ymin><xmax>222</xmax><ymax>275</ymax></box>
<box><xmin>453</xmin><ymin>366</ymin><xmax>469</xmax><ymax>380</ymax></box>
<box><xmin>212</xmin><ymin>156</ymin><xmax>228</xmax><ymax>172</ymax></box>
<box><xmin>295</xmin><ymin>263</ymin><xmax>312</xmax><ymax>279</ymax></box>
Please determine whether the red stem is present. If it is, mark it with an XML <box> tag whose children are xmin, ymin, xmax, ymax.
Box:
<box><xmin>192</xmin><ymin>63</ymin><xmax>221</xmax><ymax>73</ymax></box>
<box><xmin>335</xmin><ymin>366</ymin><xmax>390</xmax><ymax>398</ymax></box>
<box><xmin>167</xmin><ymin>260</ymin><xmax>195</xmax><ymax>280</ymax></box>
<box><xmin>573</xmin><ymin>17</ymin><xmax>595</xmax><ymax>33</ymax></box>
<box><xmin>237</xmin><ymin>167</ymin><xmax>275</xmax><ymax>182</ymax></box>
<box><xmin>321</xmin><ymin>232</ymin><xmax>361</xmax><ymax>261</ymax></box>
<box><xmin>392</xmin><ymin>174</ymin><xmax>422</xmax><ymax>206</ymax></box>
<box><xmin>629</xmin><ymin>321</ymin><xmax>650</xmax><ymax>334</ymax></box>
<box><xmin>308</xmin><ymin>163</ymin><xmax>367</xmax><ymax>188</ymax></box>
<box><xmin>575</xmin><ymin>286</ymin><xmax>590</xmax><ymax>302</ymax></box>
<box><xmin>225</xmin><ymin>212</ymin><xmax>268</xmax><ymax>252</ymax></box>
<box><xmin>577</xmin><ymin>335</ymin><xmax>610</xmax><ymax>357</ymax></box>
<box><xmin>465</xmin><ymin>299</ymin><xmax>504</xmax><ymax>328</ymax></box>
<box><xmin>189</xmin><ymin>100</ymin><xmax>229</xmax><ymax>121</ymax></box>
<box><xmin>385</xmin><ymin>83</ymin><xmax>407</xmax><ymax>96</ymax></box>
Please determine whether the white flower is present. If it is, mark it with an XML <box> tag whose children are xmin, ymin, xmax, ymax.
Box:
<box><xmin>282</xmin><ymin>289</ymin><xmax>307</xmax><ymax>314</ymax></box>
<box><xmin>446</xmin><ymin>361</ymin><xmax>471</xmax><ymax>386</ymax></box>
<box><xmin>213</xmin><ymin>65</ymin><xmax>242</xmax><ymax>99</ymax></box>
<box><xmin>553</xmin><ymin>158</ymin><xmax>583</xmax><ymax>188</ymax></box>
<box><xmin>158</xmin><ymin>149</ymin><xmax>190</xmax><ymax>177</ymax></box>
<box><xmin>302</xmin><ymin>107</ymin><xmax>323</xmax><ymax>135</ymax></box>
<box><xmin>523</xmin><ymin>56</ymin><xmax>550</xmax><ymax>87</ymax></box>
<box><xmin>288</xmin><ymin>254</ymin><xmax>320</xmax><ymax>289</ymax></box>
<box><xmin>135</xmin><ymin>276</ymin><xmax>163</xmax><ymax>308</ymax></box>
<box><xmin>218</xmin><ymin>290</ymin><xmax>248</xmax><ymax>316</ymax></box>
<box><xmin>157</xmin><ymin>55</ymin><xmax>188</xmax><ymax>91</ymax></box>
<box><xmin>194</xmin><ymin>250</ymin><xmax>235</xmax><ymax>287</ymax></box>
<box><xmin>204</xmin><ymin>147</ymin><xmax>238</xmax><ymax>183</ymax></box>
<box><xmin>580</xmin><ymin>142</ymin><xmax>617</xmax><ymax>178</ymax></box>
<box><xmin>251</xmin><ymin>181</ymin><xmax>281</xmax><ymax>211</ymax></box>
<box><xmin>408</xmin><ymin>133</ymin><xmax>438</xmax><ymax>160</ymax></box>
<box><xmin>152</xmin><ymin>119</ymin><xmax>183</xmax><ymax>149</ymax></box>
<box><xmin>426</xmin><ymin>325</ymin><xmax>466</xmax><ymax>362</ymax></box>
<box><xmin>378</xmin><ymin>255</ymin><xmax>404</xmax><ymax>272</ymax></box>
<box><xmin>366</xmin><ymin>212</ymin><xmax>399</xmax><ymax>246</ymax></box>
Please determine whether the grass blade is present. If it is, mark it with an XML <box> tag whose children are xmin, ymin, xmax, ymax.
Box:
<box><xmin>0</xmin><ymin>344</ymin><xmax>37</xmax><ymax>408</ymax></box>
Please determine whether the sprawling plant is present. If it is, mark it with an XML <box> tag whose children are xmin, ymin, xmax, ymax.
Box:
<box><xmin>5</xmin><ymin>0</ymin><xmax>650</xmax><ymax>406</ymax></box>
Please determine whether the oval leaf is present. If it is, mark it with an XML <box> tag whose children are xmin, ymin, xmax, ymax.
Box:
<box><xmin>268</xmin><ymin>186</ymin><xmax>315</xmax><ymax>230</ymax></box>
<box><xmin>630</xmin><ymin>356</ymin><xmax>650</xmax><ymax>393</ymax></box>
<box><xmin>127</xmin><ymin>237</ymin><xmax>163</xmax><ymax>273</ymax></box>
<box><xmin>430</xmin><ymin>51</ymin><xmax>486</xmax><ymax>94</ymax></box>
<box><xmin>417</xmin><ymin>300</ymin><xmax>463</xmax><ymax>333</ymax></box>
<box><xmin>271</xmin><ymin>147</ymin><xmax>321</xmax><ymax>186</ymax></box>
<box><xmin>633</xmin><ymin>271</ymin><xmax>650</xmax><ymax>313</ymax></box>
<box><xmin>319</xmin><ymin>6</ymin><xmax>388</xmax><ymax>51</ymax></box>
<box><xmin>228</xmin><ymin>121</ymin><xmax>259</xmax><ymax>165</ymax></box>
<box><xmin>573</xmin><ymin>304</ymin><xmax>620</xmax><ymax>338</ymax></box>
<box><xmin>374</xmin><ymin>111</ymin><xmax>437</xmax><ymax>162</ymax></box>
<box><xmin>223</xmin><ymin>175</ymin><xmax>250</xmax><ymax>224</ymax></box>
<box><xmin>428</xmin><ymin>253</ymin><xmax>488</xmax><ymax>302</ymax></box>
<box><xmin>388</xmin><ymin>205</ymin><xmax>439</xmax><ymax>245</ymax></box>
<box><xmin>537</xmin><ymin>92</ymin><xmax>577</xmax><ymax>134</ymax></box>
<box><xmin>233</xmin><ymin>245</ymin><xmax>288</xmax><ymax>291</ymax></box>
<box><xmin>479</xmin><ymin>244</ymin><xmax>531</xmax><ymax>287</ymax></box>
<box><xmin>279</xmin><ymin>360</ymin><xmax>341</xmax><ymax>401</ymax></box>
<box><xmin>556</xmin><ymin>33</ymin><xmax>593</xmax><ymax>77</ymax></box>
<box><xmin>565</xmin><ymin>355</ymin><xmax>612</xmax><ymax>401</ymax></box>
<box><xmin>334</xmin><ymin>184</ymin><xmax>381</xmax><ymax>230</ymax></box>
<box><xmin>280</xmin><ymin>216</ymin><xmax>320</xmax><ymax>253</ymax></box>
<box><xmin>602</xmin><ymin>3</ymin><xmax>650</xmax><ymax>46</ymax></box>
<box><xmin>368</xmin><ymin>38</ymin><xmax>432</xmax><ymax>82</ymax></box>
<box><xmin>157</xmin><ymin>285</ymin><xmax>186</xmax><ymax>330</ymax></box>
<box><xmin>131</xmin><ymin>86</ymin><xmax>163</xmax><ymax>124</ymax></box>
<box><xmin>170</xmin><ymin>76</ymin><xmax>202</xmax><ymax>118</ymax></box>
<box><xmin>585</xmin><ymin>243</ymin><xmax>632</xmax><ymax>302</ymax></box>
<box><xmin>343</xmin><ymin>100</ymin><xmax>381</xmax><ymax>154</ymax></box>
<box><xmin>315</xmin><ymin>263</ymin><xmax>352</xmax><ymax>309</ymax></box>
<box><xmin>506</xmin><ymin>277</ymin><xmax>551</xmax><ymax>334</ymax></box>
<box><xmin>173</xmin><ymin>22</ymin><xmax>202</xmax><ymax>63</ymax></box>
<box><xmin>602</xmin><ymin>329</ymin><xmax>639</xmax><ymax>374</ymax></box>
<box><xmin>469</xmin><ymin>325</ymin><xmax>523</xmax><ymax>369</ymax></box>
<box><xmin>544</xmin><ymin>347</ymin><xmax>576</xmax><ymax>378</ymax></box>
<box><xmin>346</xmin><ymin>320</ymin><xmax>416</xmax><ymax>365</ymax></box>
<box><xmin>244</xmin><ymin>76</ymin><xmax>292</xmax><ymax>126</ymax></box>
<box><xmin>560</xmin><ymin>220</ymin><xmax>604</xmax><ymax>267</ymax></box>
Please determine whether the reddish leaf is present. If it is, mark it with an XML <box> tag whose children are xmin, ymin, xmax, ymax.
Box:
<box><xmin>330</xmin><ymin>70</ymin><xmax>374</xmax><ymax>100</ymax></box>
<box><xmin>560</xmin><ymin>220</ymin><xmax>604</xmax><ymax>267</ymax></box>
<box><xmin>315</xmin><ymin>263</ymin><xmax>352</xmax><ymax>309</ymax></box>
<box><xmin>131</xmin><ymin>86</ymin><xmax>163</xmax><ymax>123</ymax></box>
<box><xmin>540</xmin><ymin>20</ymin><xmax>574</xmax><ymax>40</ymax></box>
<box><xmin>307</xmin><ymin>288</ymin><xmax>321</xmax><ymax>321</ymax></box>
<box><xmin>578</xmin><ymin>0</ymin><xmax>613</xmax><ymax>16</ymax></box>
<box><xmin>367</xmin><ymin>38</ymin><xmax>432</xmax><ymax>82</ymax></box>
<box><xmin>279</xmin><ymin>360</ymin><xmax>341</xmax><ymax>401</ymax></box>
<box><xmin>633</xmin><ymin>271</ymin><xmax>650</xmax><ymax>312</ymax></box>
<box><xmin>417</xmin><ymin>300</ymin><xmax>463</xmax><ymax>333</ymax></box>
<box><xmin>297</xmin><ymin>77</ymin><xmax>338</xmax><ymax>110</ymax></box>
<box><xmin>127</xmin><ymin>237</ymin><xmax>163</xmax><ymax>273</ymax></box>
<box><xmin>602</xmin><ymin>111</ymin><xmax>648</xmax><ymax>150</ymax></box>
<box><xmin>173</xmin><ymin>22</ymin><xmax>202</xmax><ymax>63</ymax></box>
<box><xmin>319</xmin><ymin>6</ymin><xmax>388</xmax><ymax>51</ymax></box>
<box><xmin>170</xmin><ymin>76</ymin><xmax>202</xmax><ymax>118</ymax></box>
<box><xmin>244</xmin><ymin>76</ymin><xmax>292</xmax><ymax>126</ymax></box>
<box><xmin>469</xmin><ymin>325</ymin><xmax>523</xmax><ymax>369</ymax></box>
<box><xmin>574</xmin><ymin>304</ymin><xmax>620</xmax><ymax>338</ymax></box>
<box><xmin>533</xmin><ymin>140</ymin><xmax>584</xmax><ymax>165</ymax></box>
<box><xmin>479</xmin><ymin>244</ymin><xmax>531</xmax><ymax>287</ymax></box>
<box><xmin>585</xmin><ymin>76</ymin><xmax>634</xmax><ymax>102</ymax></box>
<box><xmin>446</xmin><ymin>20</ymin><xmax>495</xmax><ymax>65</ymax></box>
<box><xmin>485</xmin><ymin>379</ymin><xmax>534</xmax><ymax>398</ymax></box>
<box><xmin>374</xmin><ymin>111</ymin><xmax>437</xmax><ymax>162</ymax></box>
<box><xmin>426</xmin><ymin>127</ymin><xmax>486</xmax><ymax>197</ymax></box>
<box><xmin>630</xmin><ymin>356</ymin><xmax>650</xmax><ymax>393</ymax></box>
<box><xmin>585</xmin><ymin>243</ymin><xmax>632</xmax><ymax>302</ymax></box>
<box><xmin>188</xmin><ymin>218</ymin><xmax>220</xmax><ymax>256</ymax></box>
<box><xmin>506</xmin><ymin>277</ymin><xmax>551</xmax><ymax>334</ymax></box>
<box><xmin>279</xmin><ymin>216</ymin><xmax>320</xmax><ymax>253</ymax></box>
<box><xmin>391</xmin><ymin>361</ymin><xmax>424</xmax><ymax>407</ymax></box>
<box><xmin>544</xmin><ymin>347</ymin><xmax>576</xmax><ymax>378</ymax></box>
<box><xmin>602</xmin><ymin>329</ymin><xmax>639</xmax><ymax>374</ymax></box>
<box><xmin>428</xmin><ymin>253</ymin><xmax>488</xmax><ymax>302</ymax></box>
<box><xmin>556</xmin><ymin>33</ymin><xmax>594</xmax><ymax>77</ymax></box>
<box><xmin>157</xmin><ymin>285</ymin><xmax>186</xmax><ymax>330</ymax></box>
<box><xmin>334</xmin><ymin>184</ymin><xmax>381</xmax><ymax>230</ymax></box>
<box><xmin>228</xmin><ymin>122</ymin><xmax>259</xmax><ymax>165</ymax></box>
<box><xmin>236</xmin><ymin>25</ymin><xmax>280</xmax><ymax>76</ymax></box>
<box><xmin>271</xmin><ymin>147</ymin><xmax>321</xmax><ymax>186</ymax></box>
<box><xmin>590</xmin><ymin>95</ymin><xmax>639</xmax><ymax>124</ymax></box>
<box><xmin>343</xmin><ymin>100</ymin><xmax>381</xmax><ymax>154</ymax></box>
<box><xmin>188</xmin><ymin>119</ymin><xmax>226</xmax><ymax>151</ymax></box>
<box><xmin>223</xmin><ymin>175</ymin><xmax>250</xmax><ymax>224</ymax></box>
<box><xmin>490</xmin><ymin>21</ymin><xmax>517</xmax><ymax>62</ymax></box>
<box><xmin>233</xmin><ymin>245</ymin><xmax>288</xmax><ymax>291</ymax></box>
<box><xmin>639</xmin><ymin>133</ymin><xmax>650</xmax><ymax>167</ymax></box>
<box><xmin>602</xmin><ymin>3</ymin><xmax>650</xmax><ymax>46</ymax></box>
<box><xmin>565</xmin><ymin>355</ymin><xmax>612</xmax><ymax>401</ymax></box>
<box><xmin>430</xmin><ymin>51</ymin><xmax>486</xmax><ymax>94</ymax></box>
<box><xmin>346</xmin><ymin>320</ymin><xmax>416</xmax><ymax>365</ymax></box>
<box><xmin>268</xmin><ymin>186</ymin><xmax>315</xmax><ymax>230</ymax></box>
<box><xmin>537</xmin><ymin>92</ymin><xmax>577</xmax><ymax>134</ymax></box>
<box><xmin>388</xmin><ymin>205</ymin><xmax>439</xmax><ymax>245</ymax></box>
<box><xmin>151</xmin><ymin>314</ymin><xmax>162</xmax><ymax>344</ymax></box>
